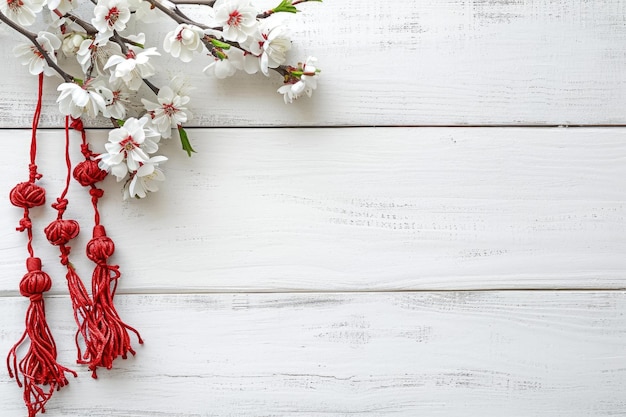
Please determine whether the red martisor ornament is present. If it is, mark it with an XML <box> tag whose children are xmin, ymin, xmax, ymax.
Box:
<box><xmin>70</xmin><ymin>116</ymin><xmax>143</xmax><ymax>378</ymax></box>
<box><xmin>7</xmin><ymin>74</ymin><xmax>77</xmax><ymax>417</ymax></box>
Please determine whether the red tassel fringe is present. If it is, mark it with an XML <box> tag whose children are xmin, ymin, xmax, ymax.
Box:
<box><xmin>84</xmin><ymin>225</ymin><xmax>143</xmax><ymax>377</ymax></box>
<box><xmin>6</xmin><ymin>258</ymin><xmax>77</xmax><ymax>417</ymax></box>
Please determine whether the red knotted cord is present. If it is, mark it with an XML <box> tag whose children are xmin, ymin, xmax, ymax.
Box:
<box><xmin>7</xmin><ymin>73</ymin><xmax>77</xmax><ymax>417</ymax></box>
<box><xmin>45</xmin><ymin>116</ymin><xmax>102</xmax><ymax>367</ymax></box>
<box><xmin>71</xmin><ymin>117</ymin><xmax>143</xmax><ymax>378</ymax></box>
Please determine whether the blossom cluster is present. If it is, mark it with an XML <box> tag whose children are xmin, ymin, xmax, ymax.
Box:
<box><xmin>1</xmin><ymin>0</ymin><xmax>321</xmax><ymax>198</ymax></box>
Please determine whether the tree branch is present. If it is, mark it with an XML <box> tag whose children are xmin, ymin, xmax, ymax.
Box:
<box><xmin>62</xmin><ymin>12</ymin><xmax>98</xmax><ymax>35</ymax></box>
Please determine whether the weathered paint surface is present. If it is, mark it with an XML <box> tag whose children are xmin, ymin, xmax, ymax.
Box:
<box><xmin>1</xmin><ymin>1</ymin><xmax>625</xmax><ymax>416</ymax></box>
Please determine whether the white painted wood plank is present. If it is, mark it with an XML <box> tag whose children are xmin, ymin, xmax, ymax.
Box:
<box><xmin>1</xmin><ymin>291</ymin><xmax>625</xmax><ymax>416</ymax></box>
<box><xmin>0</xmin><ymin>127</ymin><xmax>624</xmax><ymax>293</ymax></box>
<box><xmin>1</xmin><ymin>0</ymin><xmax>626</xmax><ymax>127</ymax></box>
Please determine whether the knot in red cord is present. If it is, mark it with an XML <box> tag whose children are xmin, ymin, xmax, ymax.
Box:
<box><xmin>90</xmin><ymin>188</ymin><xmax>105</xmax><ymax>199</ymax></box>
<box><xmin>28</xmin><ymin>163</ymin><xmax>42</xmax><ymax>182</ymax></box>
<box><xmin>59</xmin><ymin>246</ymin><xmax>71</xmax><ymax>266</ymax></box>
<box><xmin>70</xmin><ymin>117</ymin><xmax>84</xmax><ymax>131</ymax></box>
<box><xmin>87</xmin><ymin>226</ymin><xmax>115</xmax><ymax>263</ymax></box>
<box><xmin>45</xmin><ymin>219</ymin><xmax>80</xmax><ymax>246</ymax></box>
<box><xmin>79</xmin><ymin>143</ymin><xmax>93</xmax><ymax>158</ymax></box>
<box><xmin>17</xmin><ymin>217</ymin><xmax>32</xmax><ymax>232</ymax></box>
<box><xmin>51</xmin><ymin>197</ymin><xmax>68</xmax><ymax>213</ymax></box>
<box><xmin>10</xmin><ymin>182</ymin><xmax>46</xmax><ymax>208</ymax></box>
<box><xmin>19</xmin><ymin>257</ymin><xmax>52</xmax><ymax>298</ymax></box>
<box><xmin>73</xmin><ymin>159</ymin><xmax>108</xmax><ymax>186</ymax></box>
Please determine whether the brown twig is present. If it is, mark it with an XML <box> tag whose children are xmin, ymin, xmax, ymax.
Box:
<box><xmin>170</xmin><ymin>0</ymin><xmax>216</xmax><ymax>5</ymax></box>
<box><xmin>63</xmin><ymin>12</ymin><xmax>98</xmax><ymax>34</ymax></box>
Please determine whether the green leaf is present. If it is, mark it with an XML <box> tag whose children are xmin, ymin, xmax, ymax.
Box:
<box><xmin>215</xmin><ymin>49</ymin><xmax>227</xmax><ymax>60</ymax></box>
<box><xmin>210</xmin><ymin>38</ymin><xmax>231</xmax><ymax>50</ymax></box>
<box><xmin>272</xmin><ymin>0</ymin><xmax>298</xmax><ymax>13</ymax></box>
<box><xmin>178</xmin><ymin>126</ymin><xmax>196</xmax><ymax>157</ymax></box>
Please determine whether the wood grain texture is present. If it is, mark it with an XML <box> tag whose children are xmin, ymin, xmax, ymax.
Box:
<box><xmin>0</xmin><ymin>127</ymin><xmax>624</xmax><ymax>293</ymax></box>
<box><xmin>1</xmin><ymin>0</ymin><xmax>626</xmax><ymax>127</ymax></box>
<box><xmin>1</xmin><ymin>291</ymin><xmax>625</xmax><ymax>416</ymax></box>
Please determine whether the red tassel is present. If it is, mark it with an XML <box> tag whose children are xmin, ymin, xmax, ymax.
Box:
<box><xmin>6</xmin><ymin>257</ymin><xmax>77</xmax><ymax>417</ymax></box>
<box><xmin>7</xmin><ymin>74</ymin><xmax>75</xmax><ymax>416</ymax></box>
<box><xmin>69</xmin><ymin>117</ymin><xmax>143</xmax><ymax>377</ymax></box>
<box><xmin>44</xmin><ymin>216</ymin><xmax>102</xmax><ymax>363</ymax></box>
<box><xmin>85</xmin><ymin>225</ymin><xmax>143</xmax><ymax>377</ymax></box>
<box><xmin>44</xmin><ymin>117</ymin><xmax>106</xmax><ymax>366</ymax></box>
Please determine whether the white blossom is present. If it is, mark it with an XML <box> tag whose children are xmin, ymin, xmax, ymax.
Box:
<box><xmin>141</xmin><ymin>85</ymin><xmax>192</xmax><ymax>138</ymax></box>
<box><xmin>97</xmin><ymin>116</ymin><xmax>161</xmax><ymax>180</ymax></box>
<box><xmin>202</xmin><ymin>47</ymin><xmax>244</xmax><ymax>79</ymax></box>
<box><xmin>0</xmin><ymin>0</ymin><xmax>45</xmax><ymax>26</ymax></box>
<box><xmin>213</xmin><ymin>0</ymin><xmax>258</xmax><ymax>43</ymax></box>
<box><xmin>76</xmin><ymin>38</ymin><xmax>121</xmax><ymax>75</ymax></box>
<box><xmin>48</xmin><ymin>0</ymin><xmax>75</xmax><ymax>14</ymax></box>
<box><xmin>277</xmin><ymin>57</ymin><xmax>319</xmax><ymax>104</ymax></box>
<box><xmin>243</xmin><ymin>19</ymin><xmax>291</xmax><ymax>76</ymax></box>
<box><xmin>241</xmin><ymin>51</ymin><xmax>260</xmax><ymax>74</ymax></box>
<box><xmin>104</xmin><ymin>46</ymin><xmax>160</xmax><ymax>90</ymax></box>
<box><xmin>163</xmin><ymin>24</ymin><xmax>204</xmax><ymax>63</ymax></box>
<box><xmin>168</xmin><ymin>74</ymin><xmax>194</xmax><ymax>97</ymax></box>
<box><xmin>91</xmin><ymin>0</ymin><xmax>131</xmax><ymax>44</ymax></box>
<box><xmin>93</xmin><ymin>78</ymin><xmax>129</xmax><ymax>119</ymax></box>
<box><xmin>13</xmin><ymin>31</ymin><xmax>61</xmax><ymax>76</ymax></box>
<box><xmin>258</xmin><ymin>23</ymin><xmax>290</xmax><ymax>76</ymax></box>
<box><xmin>123</xmin><ymin>155</ymin><xmax>167</xmax><ymax>199</ymax></box>
<box><xmin>57</xmin><ymin>81</ymin><xmax>109</xmax><ymax>118</ymax></box>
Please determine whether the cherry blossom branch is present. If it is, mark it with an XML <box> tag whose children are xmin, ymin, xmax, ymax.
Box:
<box><xmin>139</xmin><ymin>0</ymin><xmax>304</xmax><ymax>78</ymax></box>
<box><xmin>140</xmin><ymin>0</ymin><xmax>227</xmax><ymax>58</ymax></box>
<box><xmin>172</xmin><ymin>6</ymin><xmax>196</xmax><ymax>25</ymax></box>
<box><xmin>0</xmin><ymin>11</ymin><xmax>74</xmax><ymax>83</ymax></box>
<box><xmin>62</xmin><ymin>11</ymin><xmax>97</xmax><ymax>35</ymax></box>
<box><xmin>170</xmin><ymin>0</ymin><xmax>216</xmax><ymax>5</ymax></box>
<box><xmin>142</xmin><ymin>0</ymin><xmax>210</xmax><ymax>29</ymax></box>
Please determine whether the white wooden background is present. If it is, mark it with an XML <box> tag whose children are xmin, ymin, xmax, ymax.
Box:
<box><xmin>1</xmin><ymin>1</ymin><xmax>626</xmax><ymax>416</ymax></box>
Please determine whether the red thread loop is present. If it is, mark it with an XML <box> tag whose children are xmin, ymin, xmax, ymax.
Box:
<box><xmin>45</xmin><ymin>219</ymin><xmax>80</xmax><ymax>246</ymax></box>
<box><xmin>10</xmin><ymin>182</ymin><xmax>46</xmax><ymax>209</ymax></box>
<box><xmin>73</xmin><ymin>160</ymin><xmax>107</xmax><ymax>186</ymax></box>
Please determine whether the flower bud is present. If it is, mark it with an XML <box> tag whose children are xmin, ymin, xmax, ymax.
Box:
<box><xmin>62</xmin><ymin>33</ymin><xmax>86</xmax><ymax>57</ymax></box>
